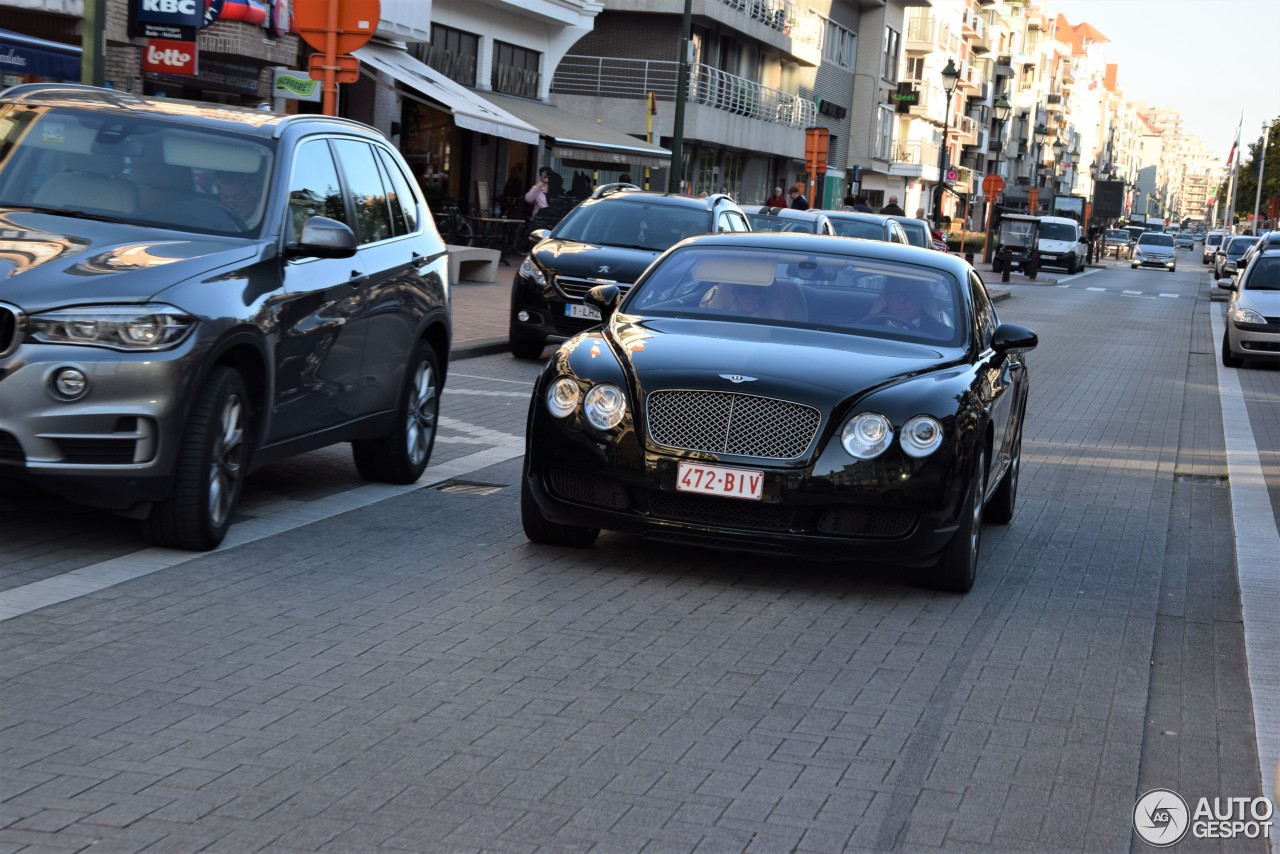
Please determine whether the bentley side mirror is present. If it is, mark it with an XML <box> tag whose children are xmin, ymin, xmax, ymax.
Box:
<box><xmin>585</xmin><ymin>284</ymin><xmax>622</xmax><ymax>319</ymax></box>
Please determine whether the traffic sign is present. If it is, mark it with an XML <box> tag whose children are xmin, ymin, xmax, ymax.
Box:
<box><xmin>982</xmin><ymin>174</ymin><xmax>1005</xmax><ymax>196</ymax></box>
<box><xmin>294</xmin><ymin>0</ymin><xmax>380</xmax><ymax>54</ymax></box>
<box><xmin>308</xmin><ymin>52</ymin><xmax>360</xmax><ymax>84</ymax></box>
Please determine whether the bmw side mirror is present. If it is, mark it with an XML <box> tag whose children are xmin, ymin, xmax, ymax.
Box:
<box><xmin>992</xmin><ymin>322</ymin><xmax>1038</xmax><ymax>355</ymax></box>
<box><xmin>1218</xmin><ymin>278</ymin><xmax>1237</xmax><ymax>291</ymax></box>
<box><xmin>585</xmin><ymin>284</ymin><xmax>622</xmax><ymax>319</ymax></box>
<box><xmin>286</xmin><ymin>216</ymin><xmax>357</xmax><ymax>259</ymax></box>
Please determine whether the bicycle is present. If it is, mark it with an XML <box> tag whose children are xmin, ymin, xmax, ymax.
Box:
<box><xmin>432</xmin><ymin>201</ymin><xmax>473</xmax><ymax>246</ymax></box>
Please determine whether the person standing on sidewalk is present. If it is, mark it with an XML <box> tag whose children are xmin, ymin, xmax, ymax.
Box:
<box><xmin>789</xmin><ymin>184</ymin><xmax>809</xmax><ymax>211</ymax></box>
<box><xmin>880</xmin><ymin>196</ymin><xmax>905</xmax><ymax>216</ymax></box>
<box><xmin>765</xmin><ymin>186</ymin><xmax>787</xmax><ymax>207</ymax></box>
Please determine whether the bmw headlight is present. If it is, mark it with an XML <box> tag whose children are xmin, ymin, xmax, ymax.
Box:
<box><xmin>1231</xmin><ymin>306</ymin><xmax>1267</xmax><ymax>325</ymax></box>
<box><xmin>841</xmin><ymin>412</ymin><xmax>893</xmax><ymax>459</ymax></box>
<box><xmin>519</xmin><ymin>255</ymin><xmax>547</xmax><ymax>286</ymax></box>
<box><xmin>583</xmin><ymin>384</ymin><xmax>627</xmax><ymax>430</ymax></box>
<box><xmin>28</xmin><ymin>304</ymin><xmax>196</xmax><ymax>351</ymax></box>
<box><xmin>900</xmin><ymin>415</ymin><xmax>944</xmax><ymax>458</ymax></box>
<box><xmin>546</xmin><ymin>378</ymin><xmax>580</xmax><ymax>418</ymax></box>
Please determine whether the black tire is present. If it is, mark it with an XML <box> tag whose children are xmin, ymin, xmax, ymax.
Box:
<box><xmin>144</xmin><ymin>366</ymin><xmax>250</xmax><ymax>551</ymax></box>
<box><xmin>521</xmin><ymin>467</ymin><xmax>599</xmax><ymax>547</ymax></box>
<box><xmin>509</xmin><ymin>335</ymin><xmax>547</xmax><ymax>360</ymax></box>
<box><xmin>1169</xmin><ymin>265</ymin><xmax>1176</xmax><ymax>273</ymax></box>
<box><xmin>1065</xmin><ymin>257</ymin><xmax>1078</xmax><ymax>275</ymax></box>
<box><xmin>930</xmin><ymin>447</ymin><xmax>985</xmax><ymax>593</ymax></box>
<box><xmin>985</xmin><ymin>423</ymin><xmax>1021</xmax><ymax>525</ymax></box>
<box><xmin>1222</xmin><ymin>328</ymin><xmax>1244</xmax><ymax>368</ymax></box>
<box><xmin>352</xmin><ymin>341</ymin><xmax>440</xmax><ymax>483</ymax></box>
<box><xmin>991</xmin><ymin>257</ymin><xmax>1002</xmax><ymax>273</ymax></box>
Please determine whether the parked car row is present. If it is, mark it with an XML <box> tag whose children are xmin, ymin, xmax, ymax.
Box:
<box><xmin>1221</xmin><ymin>242</ymin><xmax>1280</xmax><ymax>368</ymax></box>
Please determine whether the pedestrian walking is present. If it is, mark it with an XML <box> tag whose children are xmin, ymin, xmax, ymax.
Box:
<box><xmin>789</xmin><ymin>184</ymin><xmax>809</xmax><ymax>211</ymax></box>
<box><xmin>880</xmin><ymin>195</ymin><xmax>905</xmax><ymax>216</ymax></box>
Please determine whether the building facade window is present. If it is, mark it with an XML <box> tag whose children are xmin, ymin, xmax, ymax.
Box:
<box><xmin>881</xmin><ymin>26</ymin><xmax>900</xmax><ymax>83</ymax></box>
<box><xmin>820</xmin><ymin>17</ymin><xmax>855</xmax><ymax>68</ymax></box>
<box><xmin>492</xmin><ymin>41</ymin><xmax>541</xmax><ymax>99</ymax></box>
<box><xmin>419</xmin><ymin>24</ymin><xmax>479</xmax><ymax>86</ymax></box>
<box><xmin>875</xmin><ymin>104</ymin><xmax>894</xmax><ymax>160</ymax></box>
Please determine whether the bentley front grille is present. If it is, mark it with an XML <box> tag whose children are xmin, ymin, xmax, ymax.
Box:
<box><xmin>646</xmin><ymin>390</ymin><xmax>820</xmax><ymax>459</ymax></box>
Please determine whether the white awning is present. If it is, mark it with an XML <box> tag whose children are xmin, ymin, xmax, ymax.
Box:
<box><xmin>479</xmin><ymin>93</ymin><xmax>671</xmax><ymax>168</ymax></box>
<box><xmin>353</xmin><ymin>43</ymin><xmax>539</xmax><ymax>146</ymax></box>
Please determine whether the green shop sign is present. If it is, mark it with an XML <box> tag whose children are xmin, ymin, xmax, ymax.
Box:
<box><xmin>273</xmin><ymin>68</ymin><xmax>321</xmax><ymax>102</ymax></box>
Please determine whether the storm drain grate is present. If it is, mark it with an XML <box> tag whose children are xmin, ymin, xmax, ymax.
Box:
<box><xmin>435</xmin><ymin>480</ymin><xmax>506</xmax><ymax>496</ymax></box>
<box><xmin>1174</xmin><ymin>473</ymin><xmax>1228</xmax><ymax>486</ymax></box>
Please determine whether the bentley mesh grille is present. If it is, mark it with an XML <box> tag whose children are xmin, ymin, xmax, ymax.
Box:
<box><xmin>556</xmin><ymin>277</ymin><xmax>633</xmax><ymax>300</ymax></box>
<box><xmin>0</xmin><ymin>430</ymin><xmax>24</xmax><ymax>463</ymax></box>
<box><xmin>0</xmin><ymin>304</ymin><xmax>16</xmax><ymax>358</ymax></box>
<box><xmin>816</xmin><ymin>506</ymin><xmax>917</xmax><ymax>538</ymax></box>
<box><xmin>646</xmin><ymin>390</ymin><xmax>820</xmax><ymax>459</ymax></box>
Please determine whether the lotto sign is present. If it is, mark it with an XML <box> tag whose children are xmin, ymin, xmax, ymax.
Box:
<box><xmin>143</xmin><ymin>39</ymin><xmax>198</xmax><ymax>75</ymax></box>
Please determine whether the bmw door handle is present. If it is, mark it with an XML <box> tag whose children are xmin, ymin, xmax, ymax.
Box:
<box><xmin>347</xmin><ymin>270</ymin><xmax>366</xmax><ymax>287</ymax></box>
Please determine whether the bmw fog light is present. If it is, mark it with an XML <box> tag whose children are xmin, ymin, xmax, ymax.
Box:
<box><xmin>546</xmin><ymin>378</ymin><xmax>580</xmax><ymax>418</ymax></box>
<box><xmin>842</xmin><ymin>413</ymin><xmax>893</xmax><ymax>459</ymax></box>
<box><xmin>583</xmin><ymin>384</ymin><xmax>626</xmax><ymax>429</ymax></box>
<box><xmin>52</xmin><ymin>367</ymin><xmax>89</xmax><ymax>399</ymax></box>
<box><xmin>900</xmin><ymin>415</ymin><xmax>944</xmax><ymax>458</ymax></box>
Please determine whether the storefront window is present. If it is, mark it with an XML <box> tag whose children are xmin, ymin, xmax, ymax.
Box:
<box><xmin>402</xmin><ymin>101</ymin><xmax>458</xmax><ymax>204</ymax></box>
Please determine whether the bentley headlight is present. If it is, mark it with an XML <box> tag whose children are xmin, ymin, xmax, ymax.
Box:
<box><xmin>546</xmin><ymin>378</ymin><xmax>580</xmax><ymax>418</ymax></box>
<box><xmin>900</xmin><ymin>415</ymin><xmax>944</xmax><ymax>458</ymax></box>
<box><xmin>519</xmin><ymin>255</ymin><xmax>546</xmax><ymax>286</ymax></box>
<box><xmin>28</xmin><ymin>304</ymin><xmax>195</xmax><ymax>351</ymax></box>
<box><xmin>583</xmin><ymin>384</ymin><xmax>626</xmax><ymax>430</ymax></box>
<box><xmin>841</xmin><ymin>412</ymin><xmax>893</xmax><ymax>459</ymax></box>
<box><xmin>1231</xmin><ymin>306</ymin><xmax>1267</xmax><ymax>325</ymax></box>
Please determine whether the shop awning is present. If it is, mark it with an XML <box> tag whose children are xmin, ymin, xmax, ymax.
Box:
<box><xmin>480</xmin><ymin>92</ymin><xmax>671</xmax><ymax>168</ymax></box>
<box><xmin>0</xmin><ymin>29</ymin><xmax>81</xmax><ymax>81</ymax></box>
<box><xmin>353</xmin><ymin>43</ymin><xmax>539</xmax><ymax>146</ymax></box>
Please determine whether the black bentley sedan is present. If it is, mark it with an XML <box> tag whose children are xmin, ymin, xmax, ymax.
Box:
<box><xmin>520</xmin><ymin>232</ymin><xmax>1037</xmax><ymax>593</ymax></box>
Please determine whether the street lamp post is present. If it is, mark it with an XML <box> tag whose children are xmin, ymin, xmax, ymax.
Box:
<box><xmin>932</xmin><ymin>58</ymin><xmax>960</xmax><ymax>229</ymax></box>
<box><xmin>1049</xmin><ymin>136</ymin><xmax>1064</xmax><ymax>211</ymax></box>
<box><xmin>1032</xmin><ymin>123</ymin><xmax>1048</xmax><ymax>213</ymax></box>
<box><xmin>983</xmin><ymin>95</ymin><xmax>1012</xmax><ymax>264</ymax></box>
<box><xmin>666</xmin><ymin>0</ymin><xmax>694</xmax><ymax>194</ymax></box>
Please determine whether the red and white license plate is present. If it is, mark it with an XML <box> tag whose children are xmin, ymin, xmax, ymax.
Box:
<box><xmin>676</xmin><ymin>462</ymin><xmax>764</xmax><ymax>501</ymax></box>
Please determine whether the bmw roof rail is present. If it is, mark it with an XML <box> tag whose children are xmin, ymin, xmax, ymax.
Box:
<box><xmin>590</xmin><ymin>182</ymin><xmax>642</xmax><ymax>199</ymax></box>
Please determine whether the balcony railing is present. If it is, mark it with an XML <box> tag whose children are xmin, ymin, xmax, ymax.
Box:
<box><xmin>552</xmin><ymin>56</ymin><xmax>816</xmax><ymax>129</ymax></box>
<box><xmin>893</xmin><ymin>140</ymin><xmax>940</xmax><ymax>167</ymax></box>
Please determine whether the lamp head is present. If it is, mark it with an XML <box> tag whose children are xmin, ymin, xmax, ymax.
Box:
<box><xmin>994</xmin><ymin>96</ymin><xmax>1011</xmax><ymax>122</ymax></box>
<box><xmin>940</xmin><ymin>58</ymin><xmax>960</xmax><ymax>91</ymax></box>
<box><xmin>1034</xmin><ymin>123</ymin><xmax>1048</xmax><ymax>143</ymax></box>
<box><xmin>1052</xmin><ymin>137</ymin><xmax>1065</xmax><ymax>159</ymax></box>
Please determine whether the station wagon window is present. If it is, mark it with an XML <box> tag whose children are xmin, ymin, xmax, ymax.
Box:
<box><xmin>285</xmin><ymin>139</ymin><xmax>345</xmax><ymax>243</ymax></box>
<box><xmin>374</xmin><ymin>145</ymin><xmax>420</xmax><ymax>235</ymax></box>
<box><xmin>332</xmin><ymin>138</ymin><xmax>393</xmax><ymax>245</ymax></box>
<box><xmin>718</xmin><ymin>210</ymin><xmax>750</xmax><ymax>232</ymax></box>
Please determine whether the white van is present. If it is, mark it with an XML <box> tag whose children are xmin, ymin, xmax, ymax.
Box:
<box><xmin>1036</xmin><ymin>216</ymin><xmax>1087</xmax><ymax>274</ymax></box>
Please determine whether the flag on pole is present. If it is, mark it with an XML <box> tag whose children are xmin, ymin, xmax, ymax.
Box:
<box><xmin>1227</xmin><ymin>115</ymin><xmax>1242</xmax><ymax>167</ymax></box>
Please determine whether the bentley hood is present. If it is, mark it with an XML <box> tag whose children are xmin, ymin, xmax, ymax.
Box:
<box><xmin>594</xmin><ymin>316</ymin><xmax>960</xmax><ymax>411</ymax></box>
<box><xmin>0</xmin><ymin>212</ymin><xmax>259</xmax><ymax>308</ymax></box>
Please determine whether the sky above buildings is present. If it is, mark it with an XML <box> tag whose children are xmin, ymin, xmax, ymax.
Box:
<box><xmin>1055</xmin><ymin>0</ymin><xmax>1280</xmax><ymax>162</ymax></box>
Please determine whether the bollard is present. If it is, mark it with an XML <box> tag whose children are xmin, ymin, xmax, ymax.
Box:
<box><xmin>965</xmin><ymin>251</ymin><xmax>974</xmax><ymax>265</ymax></box>
<box><xmin>1001</xmin><ymin>248</ymin><xmax>1011</xmax><ymax>283</ymax></box>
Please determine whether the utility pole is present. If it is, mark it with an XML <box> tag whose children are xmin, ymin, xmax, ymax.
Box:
<box><xmin>666</xmin><ymin>0</ymin><xmax>693</xmax><ymax>194</ymax></box>
<box><xmin>81</xmin><ymin>0</ymin><xmax>106</xmax><ymax>87</ymax></box>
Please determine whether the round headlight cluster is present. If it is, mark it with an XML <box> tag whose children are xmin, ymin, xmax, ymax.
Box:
<box><xmin>900</xmin><ymin>415</ymin><xmax>944</xmax><ymax>458</ymax></box>
<box><xmin>546</xmin><ymin>378</ymin><xmax>580</xmax><ymax>418</ymax></box>
<box><xmin>584</xmin><ymin>384</ymin><xmax>626</xmax><ymax>429</ymax></box>
<box><xmin>842</xmin><ymin>413</ymin><xmax>894</xmax><ymax>459</ymax></box>
<box><xmin>545</xmin><ymin>377</ymin><xmax>627</xmax><ymax>429</ymax></box>
<box><xmin>841</xmin><ymin>412</ymin><xmax>945</xmax><ymax>459</ymax></box>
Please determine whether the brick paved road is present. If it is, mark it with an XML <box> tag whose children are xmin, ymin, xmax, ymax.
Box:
<box><xmin>0</xmin><ymin>263</ymin><xmax>1275</xmax><ymax>852</ymax></box>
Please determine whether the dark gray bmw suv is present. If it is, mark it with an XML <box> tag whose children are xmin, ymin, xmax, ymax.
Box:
<box><xmin>0</xmin><ymin>84</ymin><xmax>451</xmax><ymax>550</ymax></box>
